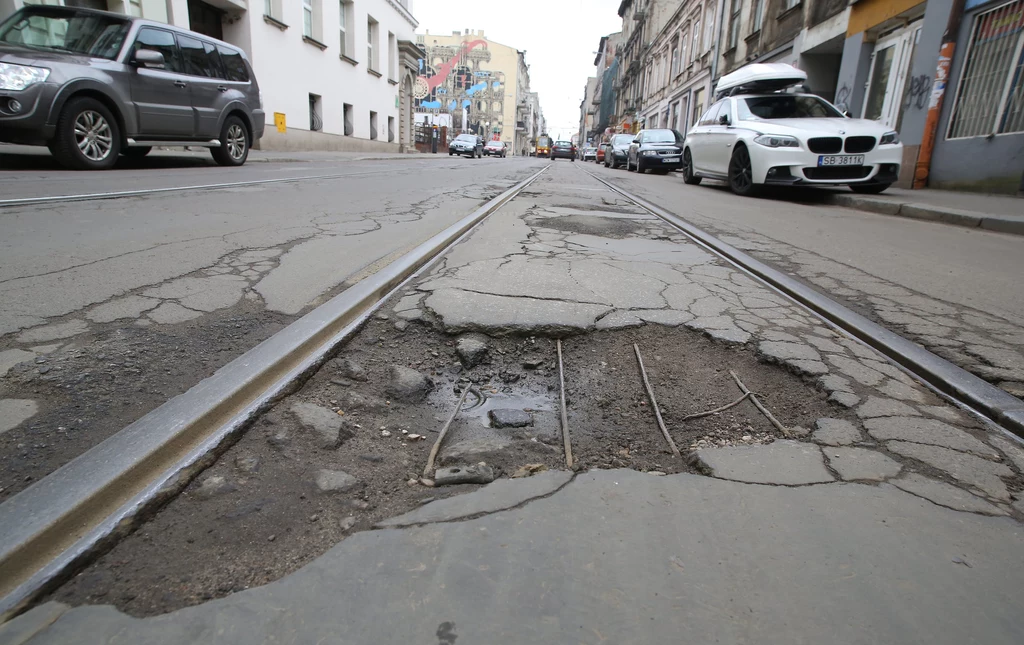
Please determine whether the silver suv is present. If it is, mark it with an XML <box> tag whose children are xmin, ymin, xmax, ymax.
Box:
<box><xmin>0</xmin><ymin>5</ymin><xmax>264</xmax><ymax>170</ymax></box>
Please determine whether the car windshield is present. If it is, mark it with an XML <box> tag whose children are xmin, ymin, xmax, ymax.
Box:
<box><xmin>644</xmin><ymin>130</ymin><xmax>683</xmax><ymax>144</ymax></box>
<box><xmin>738</xmin><ymin>94</ymin><xmax>844</xmax><ymax>119</ymax></box>
<box><xmin>613</xmin><ymin>135</ymin><xmax>634</xmax><ymax>145</ymax></box>
<box><xmin>454</xmin><ymin>134</ymin><xmax>476</xmax><ymax>142</ymax></box>
<box><xmin>0</xmin><ymin>7</ymin><xmax>130</xmax><ymax>60</ymax></box>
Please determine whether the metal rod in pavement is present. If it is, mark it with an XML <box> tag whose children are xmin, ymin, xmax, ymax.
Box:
<box><xmin>423</xmin><ymin>385</ymin><xmax>473</xmax><ymax>478</ymax></box>
<box><xmin>633</xmin><ymin>343</ymin><xmax>681</xmax><ymax>457</ymax></box>
<box><xmin>557</xmin><ymin>339</ymin><xmax>574</xmax><ymax>468</ymax></box>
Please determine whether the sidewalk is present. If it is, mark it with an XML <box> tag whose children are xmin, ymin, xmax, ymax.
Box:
<box><xmin>824</xmin><ymin>186</ymin><xmax>1024</xmax><ymax>236</ymax></box>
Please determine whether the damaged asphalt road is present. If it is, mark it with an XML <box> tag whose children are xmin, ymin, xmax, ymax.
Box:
<box><xmin>10</xmin><ymin>161</ymin><xmax>1024</xmax><ymax>644</ymax></box>
<box><xmin>0</xmin><ymin>158</ymin><xmax>544</xmax><ymax>499</ymax></box>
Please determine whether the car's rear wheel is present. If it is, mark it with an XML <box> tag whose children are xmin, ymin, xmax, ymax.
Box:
<box><xmin>850</xmin><ymin>183</ymin><xmax>891</xmax><ymax>194</ymax></box>
<box><xmin>728</xmin><ymin>145</ymin><xmax>759</xmax><ymax>196</ymax></box>
<box><xmin>51</xmin><ymin>97</ymin><xmax>121</xmax><ymax>170</ymax></box>
<box><xmin>211</xmin><ymin>116</ymin><xmax>249</xmax><ymax>166</ymax></box>
<box><xmin>682</xmin><ymin>148</ymin><xmax>702</xmax><ymax>185</ymax></box>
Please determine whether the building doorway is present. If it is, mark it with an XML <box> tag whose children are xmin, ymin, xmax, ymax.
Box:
<box><xmin>187</xmin><ymin>0</ymin><xmax>224</xmax><ymax>41</ymax></box>
<box><xmin>862</xmin><ymin>22</ymin><xmax>922</xmax><ymax>130</ymax></box>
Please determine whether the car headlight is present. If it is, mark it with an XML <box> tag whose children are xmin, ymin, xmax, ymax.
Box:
<box><xmin>0</xmin><ymin>62</ymin><xmax>50</xmax><ymax>91</ymax></box>
<box><xmin>642</xmin><ymin>150</ymin><xmax>659</xmax><ymax>156</ymax></box>
<box><xmin>880</xmin><ymin>130</ymin><xmax>900</xmax><ymax>145</ymax></box>
<box><xmin>753</xmin><ymin>134</ymin><xmax>800</xmax><ymax>148</ymax></box>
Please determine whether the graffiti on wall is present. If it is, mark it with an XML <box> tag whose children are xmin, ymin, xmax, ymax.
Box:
<box><xmin>414</xmin><ymin>40</ymin><xmax>505</xmax><ymax>137</ymax></box>
<box><xmin>903</xmin><ymin>74</ymin><xmax>933</xmax><ymax>111</ymax></box>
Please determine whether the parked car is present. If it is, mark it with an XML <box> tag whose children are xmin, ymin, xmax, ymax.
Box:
<box><xmin>683</xmin><ymin>63</ymin><xmax>903</xmax><ymax>196</ymax></box>
<box><xmin>550</xmin><ymin>140</ymin><xmax>575</xmax><ymax>161</ymax></box>
<box><xmin>483</xmin><ymin>140</ymin><xmax>507</xmax><ymax>157</ymax></box>
<box><xmin>596</xmin><ymin>144</ymin><xmax>605</xmax><ymax>163</ymax></box>
<box><xmin>582</xmin><ymin>146</ymin><xmax>597</xmax><ymax>161</ymax></box>
<box><xmin>626</xmin><ymin>128</ymin><xmax>685</xmax><ymax>174</ymax></box>
<box><xmin>604</xmin><ymin>133</ymin><xmax>635</xmax><ymax>169</ymax></box>
<box><xmin>449</xmin><ymin>133</ymin><xmax>482</xmax><ymax>158</ymax></box>
<box><xmin>0</xmin><ymin>4</ymin><xmax>264</xmax><ymax>170</ymax></box>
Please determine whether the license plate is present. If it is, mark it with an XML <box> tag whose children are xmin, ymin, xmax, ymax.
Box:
<box><xmin>663</xmin><ymin>157</ymin><xmax>680</xmax><ymax>163</ymax></box>
<box><xmin>818</xmin><ymin>155</ymin><xmax>864</xmax><ymax>166</ymax></box>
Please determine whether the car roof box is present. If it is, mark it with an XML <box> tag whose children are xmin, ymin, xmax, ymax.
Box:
<box><xmin>715</xmin><ymin>63</ymin><xmax>807</xmax><ymax>97</ymax></box>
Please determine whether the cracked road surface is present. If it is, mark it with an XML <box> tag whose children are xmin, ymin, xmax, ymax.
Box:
<box><xmin>594</xmin><ymin>165</ymin><xmax>1024</xmax><ymax>400</ymax></box>
<box><xmin>6</xmin><ymin>161</ymin><xmax>1024</xmax><ymax>643</ymax></box>
<box><xmin>0</xmin><ymin>156</ymin><xmax>544</xmax><ymax>497</ymax></box>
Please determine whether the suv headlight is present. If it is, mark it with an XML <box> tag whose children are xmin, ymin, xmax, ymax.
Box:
<box><xmin>880</xmin><ymin>130</ymin><xmax>900</xmax><ymax>145</ymax></box>
<box><xmin>0</xmin><ymin>62</ymin><xmax>50</xmax><ymax>91</ymax></box>
<box><xmin>754</xmin><ymin>134</ymin><xmax>800</xmax><ymax>148</ymax></box>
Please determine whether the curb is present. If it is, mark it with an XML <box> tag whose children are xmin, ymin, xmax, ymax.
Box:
<box><xmin>0</xmin><ymin>165</ymin><xmax>548</xmax><ymax>621</ymax></box>
<box><xmin>584</xmin><ymin>168</ymin><xmax>1024</xmax><ymax>438</ymax></box>
<box><xmin>824</xmin><ymin>194</ymin><xmax>1024</xmax><ymax>236</ymax></box>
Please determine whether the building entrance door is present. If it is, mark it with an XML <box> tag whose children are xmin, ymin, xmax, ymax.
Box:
<box><xmin>862</xmin><ymin>23</ymin><xmax>922</xmax><ymax>129</ymax></box>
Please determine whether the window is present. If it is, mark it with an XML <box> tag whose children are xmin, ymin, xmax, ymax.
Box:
<box><xmin>692</xmin><ymin>87</ymin><xmax>705</xmax><ymax>126</ymax></box>
<box><xmin>217</xmin><ymin>45</ymin><xmax>249</xmax><ymax>82</ymax></box>
<box><xmin>389</xmin><ymin>32</ymin><xmax>397</xmax><ymax>80</ymax></box>
<box><xmin>309</xmin><ymin>93</ymin><xmax>323</xmax><ymax>131</ymax></box>
<box><xmin>704</xmin><ymin>6</ymin><xmax>715</xmax><ymax>53</ymax></box>
<box><xmin>719</xmin><ymin>99</ymin><xmax>733</xmax><ymax>124</ymax></box>
<box><xmin>670</xmin><ymin>41</ymin><xmax>680</xmax><ymax>77</ymax></box>
<box><xmin>729</xmin><ymin>0</ymin><xmax>741</xmax><ymax>49</ymax></box>
<box><xmin>367</xmin><ymin>17</ymin><xmax>379</xmax><ymax>71</ymax></box>
<box><xmin>752</xmin><ymin>0</ymin><xmax>766</xmax><ymax>33</ymax></box>
<box><xmin>176</xmin><ymin>33</ymin><xmax>217</xmax><ymax>77</ymax></box>
<box><xmin>680</xmin><ymin>30</ymin><xmax>689</xmax><ymax>65</ymax></box>
<box><xmin>738</xmin><ymin>95</ymin><xmax>843</xmax><ymax>119</ymax></box>
<box><xmin>369</xmin><ymin>110</ymin><xmax>378</xmax><ymax>140</ymax></box>
<box><xmin>783</xmin><ymin>0</ymin><xmax>800</xmax><ymax>9</ymax></box>
<box><xmin>699</xmin><ymin>101</ymin><xmax>722</xmax><ymax>126</ymax></box>
<box><xmin>388</xmin><ymin>115</ymin><xmax>395</xmax><ymax>142</ymax></box>
<box><xmin>691</xmin><ymin>19</ymin><xmax>701</xmax><ymax>60</ymax></box>
<box><xmin>670</xmin><ymin>101</ymin><xmax>679</xmax><ymax>131</ymax></box>
<box><xmin>343</xmin><ymin>102</ymin><xmax>354</xmax><ymax>135</ymax></box>
<box><xmin>302</xmin><ymin>0</ymin><xmax>313</xmax><ymax>38</ymax></box>
<box><xmin>948</xmin><ymin>0</ymin><xmax>1024</xmax><ymax>138</ymax></box>
<box><xmin>339</xmin><ymin>0</ymin><xmax>350</xmax><ymax>57</ymax></box>
<box><xmin>0</xmin><ymin>8</ymin><xmax>129</xmax><ymax>60</ymax></box>
<box><xmin>132</xmin><ymin>27</ymin><xmax>181</xmax><ymax>73</ymax></box>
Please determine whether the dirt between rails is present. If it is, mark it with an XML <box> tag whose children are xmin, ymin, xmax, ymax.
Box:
<box><xmin>50</xmin><ymin>311</ymin><xmax>842</xmax><ymax>618</ymax></box>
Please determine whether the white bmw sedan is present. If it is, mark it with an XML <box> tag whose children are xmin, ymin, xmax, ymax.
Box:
<box><xmin>683</xmin><ymin>91</ymin><xmax>903</xmax><ymax>196</ymax></box>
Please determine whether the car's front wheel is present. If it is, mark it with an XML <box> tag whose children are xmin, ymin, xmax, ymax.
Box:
<box><xmin>682</xmin><ymin>149</ymin><xmax>701</xmax><ymax>185</ymax></box>
<box><xmin>850</xmin><ymin>183</ymin><xmax>891</xmax><ymax>194</ymax></box>
<box><xmin>211</xmin><ymin>116</ymin><xmax>249</xmax><ymax>166</ymax></box>
<box><xmin>51</xmin><ymin>96</ymin><xmax>121</xmax><ymax>170</ymax></box>
<box><xmin>728</xmin><ymin>145</ymin><xmax>758</xmax><ymax>196</ymax></box>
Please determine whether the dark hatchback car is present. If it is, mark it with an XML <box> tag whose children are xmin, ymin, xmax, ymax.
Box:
<box><xmin>0</xmin><ymin>5</ymin><xmax>264</xmax><ymax>170</ymax></box>
<box><xmin>627</xmin><ymin>128</ymin><xmax>685</xmax><ymax>174</ymax></box>
<box><xmin>604</xmin><ymin>133</ymin><xmax>636</xmax><ymax>169</ymax></box>
<box><xmin>550</xmin><ymin>140</ymin><xmax>575</xmax><ymax>161</ymax></box>
<box><xmin>449</xmin><ymin>133</ymin><xmax>483</xmax><ymax>158</ymax></box>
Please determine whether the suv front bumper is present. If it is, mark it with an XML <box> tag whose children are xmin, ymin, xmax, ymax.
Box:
<box><xmin>0</xmin><ymin>82</ymin><xmax>59</xmax><ymax>145</ymax></box>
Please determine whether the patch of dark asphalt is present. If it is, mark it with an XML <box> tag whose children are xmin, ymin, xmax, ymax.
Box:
<box><xmin>531</xmin><ymin>214</ymin><xmax>643</xmax><ymax>239</ymax></box>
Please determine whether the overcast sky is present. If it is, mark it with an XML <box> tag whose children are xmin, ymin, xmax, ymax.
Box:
<box><xmin>412</xmin><ymin>0</ymin><xmax>625</xmax><ymax>140</ymax></box>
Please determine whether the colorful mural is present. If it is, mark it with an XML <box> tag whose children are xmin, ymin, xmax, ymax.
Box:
<box><xmin>415</xmin><ymin>40</ymin><xmax>505</xmax><ymax>137</ymax></box>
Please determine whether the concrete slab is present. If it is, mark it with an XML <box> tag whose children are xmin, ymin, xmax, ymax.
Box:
<box><xmin>694</xmin><ymin>440</ymin><xmax>834</xmax><ymax>485</ymax></box>
<box><xmin>825</xmin><ymin>447</ymin><xmax>902</xmax><ymax>481</ymax></box>
<box><xmin>812</xmin><ymin>418</ymin><xmax>862</xmax><ymax>446</ymax></box>
<box><xmin>85</xmin><ymin>295</ymin><xmax>160</xmax><ymax>323</ymax></box>
<box><xmin>988</xmin><ymin>434</ymin><xmax>1024</xmax><ymax>472</ymax></box>
<box><xmin>0</xmin><ymin>399</ymin><xmax>39</xmax><ymax>435</ymax></box>
<box><xmin>887</xmin><ymin>442</ymin><xmax>1013</xmax><ymax>501</ymax></box>
<box><xmin>147</xmin><ymin>302</ymin><xmax>202</xmax><ymax>324</ymax></box>
<box><xmin>0</xmin><ymin>349</ymin><xmax>35</xmax><ymax>378</ymax></box>
<box><xmin>8</xmin><ymin>470</ymin><xmax>1024</xmax><ymax>644</ymax></box>
<box><xmin>863</xmin><ymin>417</ymin><xmax>999</xmax><ymax>459</ymax></box>
<box><xmin>15</xmin><ymin>320</ymin><xmax>88</xmax><ymax>344</ymax></box>
<box><xmin>890</xmin><ymin>474</ymin><xmax>1008</xmax><ymax>516</ymax></box>
<box><xmin>425</xmin><ymin>289</ymin><xmax>611</xmax><ymax>334</ymax></box>
<box><xmin>855</xmin><ymin>396</ymin><xmax>921</xmax><ymax>419</ymax></box>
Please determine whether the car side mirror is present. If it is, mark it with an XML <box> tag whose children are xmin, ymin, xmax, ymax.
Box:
<box><xmin>133</xmin><ymin>49</ymin><xmax>165</xmax><ymax>69</ymax></box>
<box><xmin>718</xmin><ymin>114</ymin><xmax>731</xmax><ymax>126</ymax></box>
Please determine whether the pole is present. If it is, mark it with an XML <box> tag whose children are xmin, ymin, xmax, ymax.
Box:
<box><xmin>913</xmin><ymin>0</ymin><xmax>968</xmax><ymax>189</ymax></box>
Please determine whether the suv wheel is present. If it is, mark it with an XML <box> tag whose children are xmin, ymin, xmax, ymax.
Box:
<box><xmin>682</xmin><ymin>149</ymin><xmax>701</xmax><ymax>185</ymax></box>
<box><xmin>51</xmin><ymin>97</ymin><xmax>121</xmax><ymax>170</ymax></box>
<box><xmin>211</xmin><ymin>116</ymin><xmax>249</xmax><ymax>166</ymax></box>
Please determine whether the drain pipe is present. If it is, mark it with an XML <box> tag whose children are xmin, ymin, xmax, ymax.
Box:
<box><xmin>912</xmin><ymin>0</ymin><xmax>968</xmax><ymax>189</ymax></box>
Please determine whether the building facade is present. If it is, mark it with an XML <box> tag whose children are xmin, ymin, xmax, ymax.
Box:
<box><xmin>1</xmin><ymin>0</ymin><xmax>423</xmax><ymax>152</ymax></box>
<box><xmin>413</xmin><ymin>29</ymin><xmax>540</xmax><ymax>155</ymax></box>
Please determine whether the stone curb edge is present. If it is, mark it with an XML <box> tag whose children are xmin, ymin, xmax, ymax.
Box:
<box><xmin>583</xmin><ymin>168</ymin><xmax>1024</xmax><ymax>438</ymax></box>
<box><xmin>824</xmin><ymin>193</ymin><xmax>1024</xmax><ymax>236</ymax></box>
<box><xmin>0</xmin><ymin>165</ymin><xmax>549</xmax><ymax>622</ymax></box>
